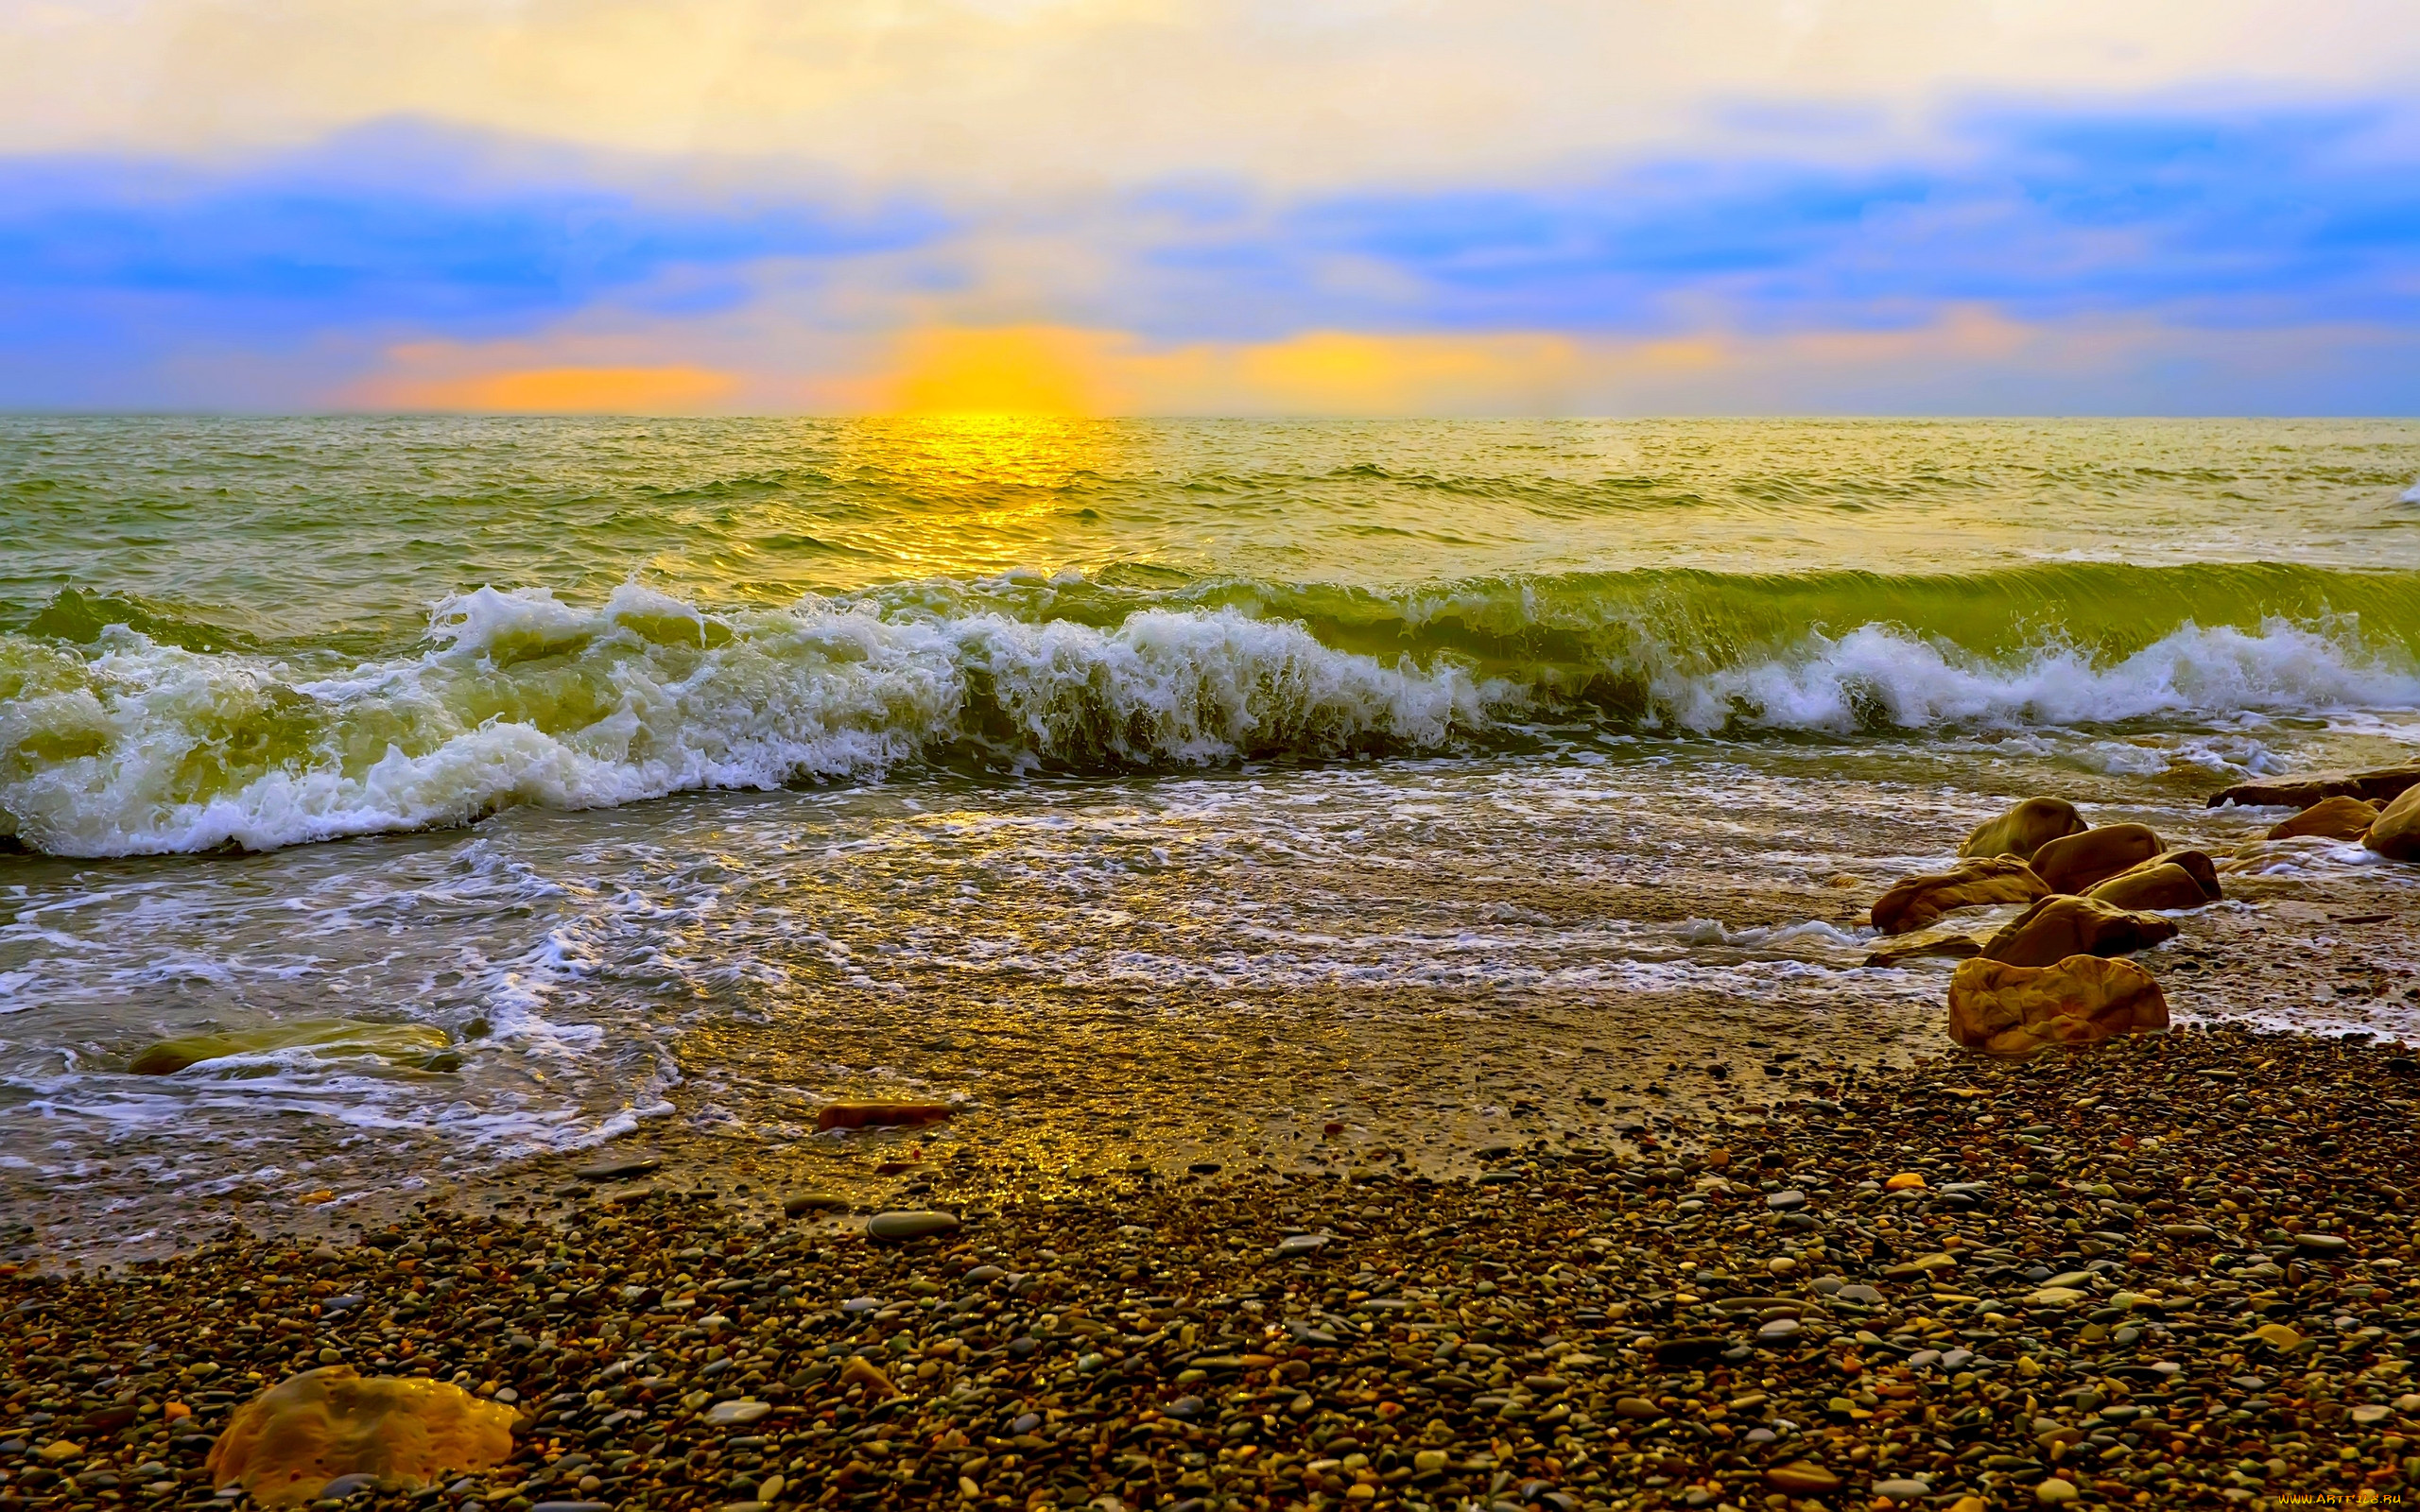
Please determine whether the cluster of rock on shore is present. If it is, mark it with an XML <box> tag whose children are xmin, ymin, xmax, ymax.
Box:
<box><xmin>1859</xmin><ymin>760</ymin><xmax>2420</xmax><ymax>1057</ymax></box>
<box><xmin>5</xmin><ymin>1026</ymin><xmax>2419</xmax><ymax>1512</ymax></box>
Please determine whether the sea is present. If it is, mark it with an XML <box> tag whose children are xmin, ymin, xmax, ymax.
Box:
<box><xmin>4</xmin><ymin>416</ymin><xmax>2419</xmax><ymax>1246</ymax></box>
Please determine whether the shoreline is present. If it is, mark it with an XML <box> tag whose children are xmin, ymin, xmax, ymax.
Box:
<box><xmin>6</xmin><ymin>1022</ymin><xmax>2418</xmax><ymax>1512</ymax></box>
<box><xmin>9</xmin><ymin>846</ymin><xmax>2411</xmax><ymax>1271</ymax></box>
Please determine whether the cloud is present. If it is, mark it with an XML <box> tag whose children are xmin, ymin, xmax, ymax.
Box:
<box><xmin>9</xmin><ymin>0</ymin><xmax>2420</xmax><ymax>186</ymax></box>
<box><xmin>0</xmin><ymin>119</ymin><xmax>944</xmax><ymax>405</ymax></box>
<box><xmin>1247</xmin><ymin>107</ymin><xmax>2420</xmax><ymax>335</ymax></box>
<box><xmin>0</xmin><ymin>73</ymin><xmax>2416</xmax><ymax>411</ymax></box>
<box><xmin>347</xmin><ymin>307</ymin><xmax>2420</xmax><ymax>418</ymax></box>
<box><xmin>363</xmin><ymin>359</ymin><xmax>739</xmax><ymax>413</ymax></box>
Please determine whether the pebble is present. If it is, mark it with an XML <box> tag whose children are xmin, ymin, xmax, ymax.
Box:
<box><xmin>3</xmin><ymin>1022</ymin><xmax>2414</xmax><ymax>1512</ymax></box>
<box><xmin>863</xmin><ymin>1209</ymin><xmax>960</xmax><ymax>1241</ymax></box>
<box><xmin>1765</xmin><ymin>1460</ymin><xmax>1841</xmax><ymax>1491</ymax></box>
<box><xmin>781</xmin><ymin>1192</ymin><xmax>846</xmax><ymax>1218</ymax></box>
<box><xmin>815</xmin><ymin>1101</ymin><xmax>951</xmax><ymax>1132</ymax></box>
<box><xmin>570</xmin><ymin>1155</ymin><xmax>662</xmax><ymax>1182</ymax></box>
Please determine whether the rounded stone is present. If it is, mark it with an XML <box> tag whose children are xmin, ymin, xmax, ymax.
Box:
<box><xmin>865</xmin><ymin>1210</ymin><xmax>961</xmax><ymax>1242</ymax></box>
<box><xmin>1764</xmin><ymin>1462</ymin><xmax>1841</xmax><ymax>1493</ymax></box>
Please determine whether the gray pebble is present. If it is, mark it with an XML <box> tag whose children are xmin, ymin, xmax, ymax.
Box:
<box><xmin>866</xmin><ymin>1210</ymin><xmax>960</xmax><ymax>1242</ymax></box>
<box><xmin>573</xmin><ymin>1156</ymin><xmax>662</xmax><ymax>1182</ymax></box>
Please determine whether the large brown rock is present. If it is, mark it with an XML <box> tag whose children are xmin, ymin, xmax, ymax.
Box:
<box><xmin>2085</xmin><ymin>863</ymin><xmax>2214</xmax><ymax>913</ymax></box>
<box><xmin>2366</xmin><ymin>784</ymin><xmax>2420</xmax><ymax>862</ymax></box>
<box><xmin>1957</xmin><ymin>798</ymin><xmax>2087</xmax><ymax>861</ymax></box>
<box><xmin>2030</xmin><ymin>824</ymin><xmax>2164</xmax><ymax>894</ymax></box>
<box><xmin>2208</xmin><ymin>762</ymin><xmax>2420</xmax><ymax>810</ymax></box>
<box><xmin>1979</xmin><ymin>894</ymin><xmax>2178</xmax><ymax>968</ymax></box>
<box><xmin>2093</xmin><ymin>847</ymin><xmax>2222</xmax><ymax>902</ymax></box>
<box><xmin>2267</xmin><ymin>795</ymin><xmax>2378</xmax><ymax>841</ymax></box>
<box><xmin>207</xmin><ymin>1366</ymin><xmax>515</xmax><ymax>1507</ymax></box>
<box><xmin>1869</xmin><ymin>856</ymin><xmax>2051</xmax><ymax>935</ymax></box>
<box><xmin>1947</xmin><ymin>954</ymin><xmax>2169</xmax><ymax>1057</ymax></box>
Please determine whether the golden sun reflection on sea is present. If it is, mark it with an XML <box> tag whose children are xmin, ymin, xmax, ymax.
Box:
<box><xmin>826</xmin><ymin>416</ymin><xmax>1138</xmax><ymax>582</ymax></box>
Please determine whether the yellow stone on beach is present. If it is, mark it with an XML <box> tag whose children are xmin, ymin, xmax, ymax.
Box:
<box><xmin>2252</xmin><ymin>1322</ymin><xmax>2306</xmax><ymax>1350</ymax></box>
<box><xmin>130</xmin><ymin>1021</ymin><xmax>452</xmax><ymax>1076</ymax></box>
<box><xmin>206</xmin><ymin>1366</ymin><xmax>515</xmax><ymax>1507</ymax></box>
<box><xmin>1886</xmin><ymin>1172</ymin><xmax>1927</xmax><ymax>1191</ymax></box>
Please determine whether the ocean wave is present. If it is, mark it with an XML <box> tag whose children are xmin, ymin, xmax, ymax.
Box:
<box><xmin>2403</xmin><ymin>476</ymin><xmax>2420</xmax><ymax>504</ymax></box>
<box><xmin>4</xmin><ymin>569</ymin><xmax>2418</xmax><ymax>856</ymax></box>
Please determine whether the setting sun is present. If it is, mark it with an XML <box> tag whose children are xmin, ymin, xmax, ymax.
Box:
<box><xmin>887</xmin><ymin>327</ymin><xmax>1106</xmax><ymax>417</ymax></box>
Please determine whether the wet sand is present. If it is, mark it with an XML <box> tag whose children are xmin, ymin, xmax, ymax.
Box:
<box><xmin>10</xmin><ymin>825</ymin><xmax>2410</xmax><ymax>1267</ymax></box>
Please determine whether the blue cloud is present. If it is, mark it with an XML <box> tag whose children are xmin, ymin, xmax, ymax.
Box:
<box><xmin>1206</xmin><ymin>106</ymin><xmax>2420</xmax><ymax>337</ymax></box>
<box><xmin>0</xmin><ymin>120</ymin><xmax>948</xmax><ymax>404</ymax></box>
<box><xmin>1</xmin><ymin>102</ymin><xmax>2416</xmax><ymax>409</ymax></box>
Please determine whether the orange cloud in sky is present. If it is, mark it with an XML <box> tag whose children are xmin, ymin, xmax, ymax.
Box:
<box><xmin>864</xmin><ymin>325</ymin><xmax>1587</xmax><ymax>415</ymax></box>
<box><xmin>1227</xmin><ymin>331</ymin><xmax>1584</xmax><ymax>413</ymax></box>
<box><xmin>350</xmin><ymin>304</ymin><xmax>2080</xmax><ymax>416</ymax></box>
<box><xmin>376</xmin><ymin>363</ymin><xmax>740</xmax><ymax>412</ymax></box>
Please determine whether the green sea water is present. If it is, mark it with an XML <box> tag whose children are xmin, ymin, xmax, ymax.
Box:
<box><xmin>4</xmin><ymin>416</ymin><xmax>2419</xmax><ymax>1244</ymax></box>
<box><xmin>5</xmin><ymin>416</ymin><xmax>2419</xmax><ymax>856</ymax></box>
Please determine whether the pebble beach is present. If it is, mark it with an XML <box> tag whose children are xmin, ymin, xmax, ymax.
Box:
<box><xmin>7</xmin><ymin>1022</ymin><xmax>2419</xmax><ymax>1512</ymax></box>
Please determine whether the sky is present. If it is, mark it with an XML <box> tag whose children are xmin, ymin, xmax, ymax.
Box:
<box><xmin>2</xmin><ymin>0</ymin><xmax>2418</xmax><ymax>415</ymax></box>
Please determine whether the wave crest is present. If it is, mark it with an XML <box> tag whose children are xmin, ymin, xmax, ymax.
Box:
<box><xmin>4</xmin><ymin>572</ymin><xmax>2416</xmax><ymax>856</ymax></box>
<box><xmin>0</xmin><ymin>585</ymin><xmax>1500</xmax><ymax>856</ymax></box>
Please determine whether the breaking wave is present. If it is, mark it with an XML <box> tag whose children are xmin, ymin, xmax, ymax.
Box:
<box><xmin>5</xmin><ymin>561</ymin><xmax>2418</xmax><ymax>856</ymax></box>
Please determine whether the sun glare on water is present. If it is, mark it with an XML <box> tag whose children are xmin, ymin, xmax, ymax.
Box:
<box><xmin>825</xmin><ymin>412</ymin><xmax>1132</xmax><ymax>581</ymax></box>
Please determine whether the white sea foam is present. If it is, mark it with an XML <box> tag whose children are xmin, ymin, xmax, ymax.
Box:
<box><xmin>1661</xmin><ymin>619</ymin><xmax>2420</xmax><ymax>735</ymax></box>
<box><xmin>2402</xmin><ymin>476</ymin><xmax>2420</xmax><ymax>504</ymax></box>
<box><xmin>5</xmin><ymin>584</ymin><xmax>2416</xmax><ymax>856</ymax></box>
